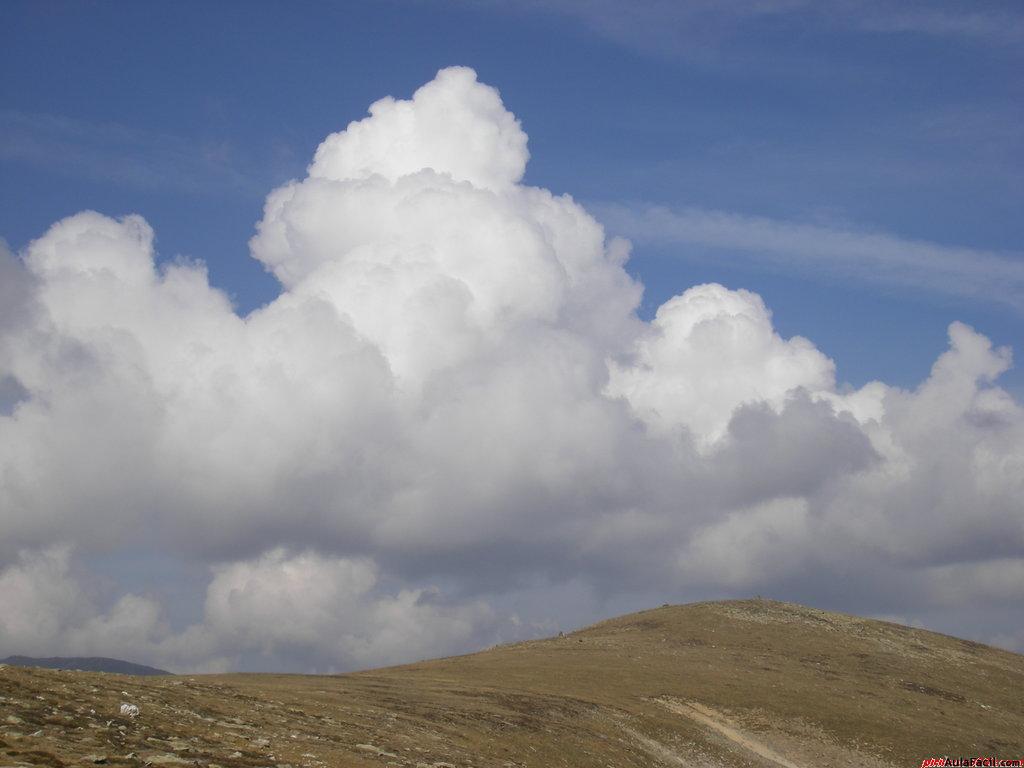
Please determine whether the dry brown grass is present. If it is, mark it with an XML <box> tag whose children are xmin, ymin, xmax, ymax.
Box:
<box><xmin>2</xmin><ymin>599</ymin><xmax>1021</xmax><ymax>767</ymax></box>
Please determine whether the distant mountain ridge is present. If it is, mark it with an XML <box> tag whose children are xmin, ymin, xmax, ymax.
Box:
<box><xmin>0</xmin><ymin>655</ymin><xmax>169</xmax><ymax>676</ymax></box>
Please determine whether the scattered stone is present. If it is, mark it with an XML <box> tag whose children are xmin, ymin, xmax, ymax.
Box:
<box><xmin>355</xmin><ymin>744</ymin><xmax>399</xmax><ymax>758</ymax></box>
<box><xmin>5</xmin><ymin>714</ymin><xmax>23</xmax><ymax>724</ymax></box>
<box><xmin>146</xmin><ymin>755</ymin><xmax>191</xmax><ymax>765</ymax></box>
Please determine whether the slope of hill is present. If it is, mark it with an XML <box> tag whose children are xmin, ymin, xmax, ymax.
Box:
<box><xmin>0</xmin><ymin>655</ymin><xmax>169</xmax><ymax>676</ymax></box>
<box><xmin>0</xmin><ymin>599</ymin><xmax>1021</xmax><ymax>767</ymax></box>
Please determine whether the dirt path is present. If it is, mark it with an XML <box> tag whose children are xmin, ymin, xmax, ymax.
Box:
<box><xmin>618</xmin><ymin>722</ymin><xmax>690</xmax><ymax>766</ymax></box>
<box><xmin>656</xmin><ymin>698</ymin><xmax>804</xmax><ymax>768</ymax></box>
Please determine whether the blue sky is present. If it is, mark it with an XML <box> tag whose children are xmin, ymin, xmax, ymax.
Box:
<box><xmin>1</xmin><ymin>2</ymin><xmax>1024</xmax><ymax>672</ymax></box>
<box><xmin>3</xmin><ymin>0</ymin><xmax>1021</xmax><ymax>394</ymax></box>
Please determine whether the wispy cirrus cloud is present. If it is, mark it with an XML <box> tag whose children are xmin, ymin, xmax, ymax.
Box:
<box><xmin>0</xmin><ymin>110</ymin><xmax>270</xmax><ymax>197</ymax></box>
<box><xmin>500</xmin><ymin>0</ymin><xmax>1024</xmax><ymax>61</ymax></box>
<box><xmin>855</xmin><ymin>4</ymin><xmax>1024</xmax><ymax>44</ymax></box>
<box><xmin>595</xmin><ymin>202</ymin><xmax>1024</xmax><ymax>311</ymax></box>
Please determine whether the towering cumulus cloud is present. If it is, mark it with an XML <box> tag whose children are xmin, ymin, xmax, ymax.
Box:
<box><xmin>1</xmin><ymin>68</ymin><xmax>1021</xmax><ymax>671</ymax></box>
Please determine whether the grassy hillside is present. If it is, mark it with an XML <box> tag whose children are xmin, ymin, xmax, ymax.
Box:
<box><xmin>1</xmin><ymin>599</ymin><xmax>1020</xmax><ymax>767</ymax></box>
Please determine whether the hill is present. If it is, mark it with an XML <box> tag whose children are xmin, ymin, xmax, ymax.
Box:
<box><xmin>0</xmin><ymin>599</ymin><xmax>1021</xmax><ymax>767</ymax></box>
<box><xmin>0</xmin><ymin>655</ymin><xmax>169</xmax><ymax>676</ymax></box>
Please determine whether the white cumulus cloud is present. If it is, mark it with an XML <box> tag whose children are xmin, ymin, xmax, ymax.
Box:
<box><xmin>1</xmin><ymin>66</ymin><xmax>1022</xmax><ymax>669</ymax></box>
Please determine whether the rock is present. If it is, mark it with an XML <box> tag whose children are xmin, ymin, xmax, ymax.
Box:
<box><xmin>83</xmin><ymin>756</ymin><xmax>107</xmax><ymax>764</ymax></box>
<box><xmin>355</xmin><ymin>744</ymin><xmax>399</xmax><ymax>758</ymax></box>
<box><xmin>4</xmin><ymin>715</ymin><xmax>23</xmax><ymax>724</ymax></box>
<box><xmin>146</xmin><ymin>755</ymin><xmax>191</xmax><ymax>765</ymax></box>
